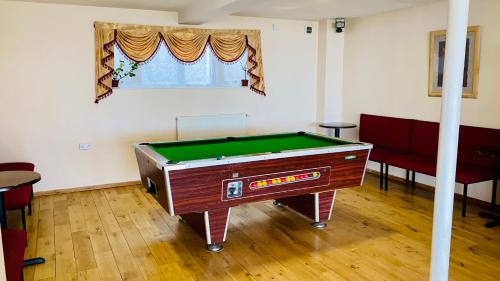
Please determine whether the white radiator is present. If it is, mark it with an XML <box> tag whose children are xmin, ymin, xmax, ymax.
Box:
<box><xmin>176</xmin><ymin>113</ymin><xmax>247</xmax><ymax>140</ymax></box>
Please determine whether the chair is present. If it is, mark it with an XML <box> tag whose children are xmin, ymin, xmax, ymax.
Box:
<box><xmin>2</xmin><ymin>228</ymin><xmax>27</xmax><ymax>281</ymax></box>
<box><xmin>359</xmin><ymin>114</ymin><xmax>413</xmax><ymax>190</ymax></box>
<box><xmin>0</xmin><ymin>163</ymin><xmax>35</xmax><ymax>230</ymax></box>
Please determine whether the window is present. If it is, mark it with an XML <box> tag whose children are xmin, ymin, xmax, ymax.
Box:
<box><xmin>114</xmin><ymin>44</ymin><xmax>247</xmax><ymax>89</ymax></box>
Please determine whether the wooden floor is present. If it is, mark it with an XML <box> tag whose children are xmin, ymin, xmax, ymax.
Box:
<box><xmin>11</xmin><ymin>174</ymin><xmax>500</xmax><ymax>281</ymax></box>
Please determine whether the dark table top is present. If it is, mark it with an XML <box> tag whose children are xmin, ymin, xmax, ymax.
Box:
<box><xmin>318</xmin><ymin>122</ymin><xmax>357</xmax><ymax>129</ymax></box>
<box><xmin>0</xmin><ymin>171</ymin><xmax>41</xmax><ymax>193</ymax></box>
<box><xmin>477</xmin><ymin>146</ymin><xmax>500</xmax><ymax>160</ymax></box>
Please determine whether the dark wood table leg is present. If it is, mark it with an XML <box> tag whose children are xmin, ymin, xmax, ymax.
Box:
<box><xmin>492</xmin><ymin>178</ymin><xmax>497</xmax><ymax>209</ymax></box>
<box><xmin>0</xmin><ymin>193</ymin><xmax>6</xmax><ymax>229</ymax></box>
<box><xmin>380</xmin><ymin>163</ymin><xmax>384</xmax><ymax>189</ymax></box>
<box><xmin>384</xmin><ymin>164</ymin><xmax>389</xmax><ymax>191</ymax></box>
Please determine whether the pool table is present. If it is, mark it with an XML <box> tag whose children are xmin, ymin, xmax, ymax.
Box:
<box><xmin>135</xmin><ymin>132</ymin><xmax>372</xmax><ymax>252</ymax></box>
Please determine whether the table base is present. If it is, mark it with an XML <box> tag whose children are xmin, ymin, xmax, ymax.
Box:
<box><xmin>23</xmin><ymin>257</ymin><xmax>45</xmax><ymax>267</ymax></box>
<box><xmin>479</xmin><ymin>211</ymin><xmax>500</xmax><ymax>228</ymax></box>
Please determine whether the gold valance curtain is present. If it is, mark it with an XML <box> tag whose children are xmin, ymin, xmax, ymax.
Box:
<box><xmin>94</xmin><ymin>22</ymin><xmax>266</xmax><ymax>103</ymax></box>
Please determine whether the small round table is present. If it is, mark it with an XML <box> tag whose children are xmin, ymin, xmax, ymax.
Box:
<box><xmin>0</xmin><ymin>171</ymin><xmax>45</xmax><ymax>266</ymax></box>
<box><xmin>477</xmin><ymin>147</ymin><xmax>500</xmax><ymax>228</ymax></box>
<box><xmin>319</xmin><ymin>122</ymin><xmax>357</xmax><ymax>138</ymax></box>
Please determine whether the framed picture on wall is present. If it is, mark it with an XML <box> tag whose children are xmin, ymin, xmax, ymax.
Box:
<box><xmin>428</xmin><ymin>26</ymin><xmax>480</xmax><ymax>98</ymax></box>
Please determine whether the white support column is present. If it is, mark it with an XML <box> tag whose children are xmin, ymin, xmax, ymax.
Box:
<box><xmin>316</xmin><ymin>20</ymin><xmax>345</xmax><ymax>125</ymax></box>
<box><xmin>430</xmin><ymin>0</ymin><xmax>470</xmax><ymax>280</ymax></box>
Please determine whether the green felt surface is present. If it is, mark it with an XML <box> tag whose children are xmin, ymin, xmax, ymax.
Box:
<box><xmin>148</xmin><ymin>133</ymin><xmax>351</xmax><ymax>163</ymax></box>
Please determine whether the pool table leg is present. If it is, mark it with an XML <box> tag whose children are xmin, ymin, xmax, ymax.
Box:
<box><xmin>273</xmin><ymin>200</ymin><xmax>284</xmax><ymax>207</ymax></box>
<box><xmin>179</xmin><ymin>208</ymin><xmax>231</xmax><ymax>252</ymax></box>
<box><xmin>276</xmin><ymin>190</ymin><xmax>336</xmax><ymax>228</ymax></box>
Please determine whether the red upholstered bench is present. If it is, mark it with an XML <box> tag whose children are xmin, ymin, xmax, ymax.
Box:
<box><xmin>384</xmin><ymin>120</ymin><xmax>439</xmax><ymax>182</ymax></box>
<box><xmin>359</xmin><ymin>114</ymin><xmax>413</xmax><ymax>190</ymax></box>
<box><xmin>385</xmin><ymin>120</ymin><xmax>499</xmax><ymax>217</ymax></box>
<box><xmin>2</xmin><ymin>228</ymin><xmax>27</xmax><ymax>281</ymax></box>
<box><xmin>457</xmin><ymin>125</ymin><xmax>500</xmax><ymax>212</ymax></box>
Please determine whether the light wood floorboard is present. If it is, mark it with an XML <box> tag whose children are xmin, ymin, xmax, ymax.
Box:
<box><xmin>7</xmin><ymin>174</ymin><xmax>499</xmax><ymax>281</ymax></box>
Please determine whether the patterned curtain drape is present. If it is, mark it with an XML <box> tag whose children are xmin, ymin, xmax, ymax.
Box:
<box><xmin>94</xmin><ymin>21</ymin><xmax>266</xmax><ymax>103</ymax></box>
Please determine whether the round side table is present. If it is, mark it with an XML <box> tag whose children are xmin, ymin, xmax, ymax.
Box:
<box><xmin>319</xmin><ymin>122</ymin><xmax>357</xmax><ymax>138</ymax></box>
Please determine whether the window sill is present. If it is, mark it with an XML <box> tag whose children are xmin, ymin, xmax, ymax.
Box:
<box><xmin>112</xmin><ymin>86</ymin><xmax>249</xmax><ymax>91</ymax></box>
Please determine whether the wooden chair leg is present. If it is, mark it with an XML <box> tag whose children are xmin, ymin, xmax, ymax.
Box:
<box><xmin>411</xmin><ymin>171</ymin><xmax>416</xmax><ymax>186</ymax></box>
<box><xmin>492</xmin><ymin>178</ymin><xmax>497</xmax><ymax>210</ymax></box>
<box><xmin>21</xmin><ymin>208</ymin><xmax>26</xmax><ymax>231</ymax></box>
<box><xmin>405</xmin><ymin>170</ymin><xmax>410</xmax><ymax>185</ymax></box>
<box><xmin>462</xmin><ymin>184</ymin><xmax>468</xmax><ymax>217</ymax></box>
<box><xmin>379</xmin><ymin>162</ymin><xmax>384</xmax><ymax>189</ymax></box>
<box><xmin>384</xmin><ymin>164</ymin><xmax>389</xmax><ymax>191</ymax></box>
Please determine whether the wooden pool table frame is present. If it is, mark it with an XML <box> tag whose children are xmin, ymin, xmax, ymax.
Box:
<box><xmin>135</xmin><ymin>132</ymin><xmax>372</xmax><ymax>252</ymax></box>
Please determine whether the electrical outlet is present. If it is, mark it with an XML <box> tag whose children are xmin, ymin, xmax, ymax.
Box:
<box><xmin>79</xmin><ymin>143</ymin><xmax>91</xmax><ymax>150</ymax></box>
<box><xmin>272</xmin><ymin>24</ymin><xmax>278</xmax><ymax>32</ymax></box>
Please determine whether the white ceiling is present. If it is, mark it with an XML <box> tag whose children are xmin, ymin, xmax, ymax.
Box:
<box><xmin>8</xmin><ymin>0</ymin><xmax>197</xmax><ymax>11</ymax></box>
<box><xmin>233</xmin><ymin>0</ymin><xmax>440</xmax><ymax>20</ymax></box>
<box><xmin>8</xmin><ymin>0</ymin><xmax>441</xmax><ymax>21</ymax></box>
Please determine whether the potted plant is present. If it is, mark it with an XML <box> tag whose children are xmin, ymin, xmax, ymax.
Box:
<box><xmin>112</xmin><ymin>60</ymin><xmax>139</xmax><ymax>87</ymax></box>
<box><xmin>240</xmin><ymin>62</ymin><xmax>249</xmax><ymax>87</ymax></box>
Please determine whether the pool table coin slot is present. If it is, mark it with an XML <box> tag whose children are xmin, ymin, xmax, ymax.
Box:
<box><xmin>146</xmin><ymin>177</ymin><xmax>158</xmax><ymax>197</ymax></box>
<box><xmin>344</xmin><ymin>155</ymin><xmax>357</xmax><ymax>160</ymax></box>
<box><xmin>227</xmin><ymin>181</ymin><xmax>243</xmax><ymax>198</ymax></box>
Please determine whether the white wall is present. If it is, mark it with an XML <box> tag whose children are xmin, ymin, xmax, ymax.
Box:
<box><xmin>1</xmin><ymin>0</ymin><xmax>498</xmax><ymax>203</ymax></box>
<box><xmin>342</xmin><ymin>0</ymin><xmax>500</xmax><ymax>202</ymax></box>
<box><xmin>0</xmin><ymin>1</ymin><xmax>319</xmax><ymax>192</ymax></box>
